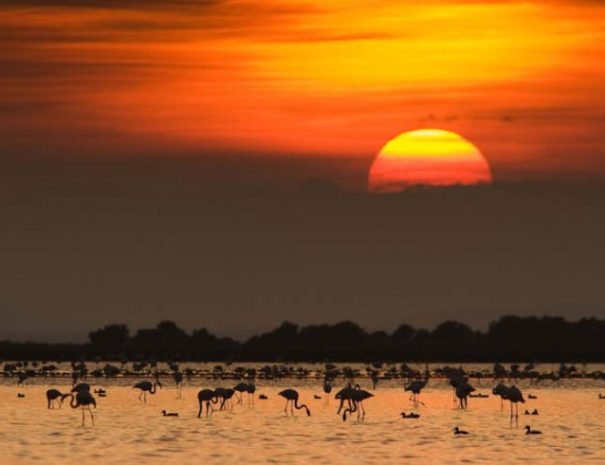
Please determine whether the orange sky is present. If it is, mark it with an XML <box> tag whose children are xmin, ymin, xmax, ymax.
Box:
<box><xmin>2</xmin><ymin>0</ymin><xmax>605</xmax><ymax>184</ymax></box>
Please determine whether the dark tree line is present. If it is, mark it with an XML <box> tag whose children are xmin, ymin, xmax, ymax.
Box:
<box><xmin>2</xmin><ymin>316</ymin><xmax>605</xmax><ymax>362</ymax></box>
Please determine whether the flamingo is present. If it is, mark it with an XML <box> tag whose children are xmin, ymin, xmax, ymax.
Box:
<box><xmin>278</xmin><ymin>389</ymin><xmax>310</xmax><ymax>416</ymax></box>
<box><xmin>449</xmin><ymin>373</ymin><xmax>467</xmax><ymax>407</ymax></box>
<box><xmin>233</xmin><ymin>382</ymin><xmax>248</xmax><ymax>404</ymax></box>
<box><xmin>213</xmin><ymin>387</ymin><xmax>235</xmax><ymax>411</ymax></box>
<box><xmin>197</xmin><ymin>389</ymin><xmax>218</xmax><ymax>417</ymax></box>
<box><xmin>404</xmin><ymin>376</ymin><xmax>428</xmax><ymax>406</ymax></box>
<box><xmin>133</xmin><ymin>380</ymin><xmax>162</xmax><ymax>403</ymax></box>
<box><xmin>342</xmin><ymin>388</ymin><xmax>373</xmax><ymax>421</ymax></box>
<box><xmin>246</xmin><ymin>383</ymin><xmax>256</xmax><ymax>405</ymax></box>
<box><xmin>70</xmin><ymin>391</ymin><xmax>96</xmax><ymax>426</ymax></box>
<box><xmin>492</xmin><ymin>383</ymin><xmax>510</xmax><ymax>411</ymax></box>
<box><xmin>334</xmin><ymin>383</ymin><xmax>356</xmax><ymax>414</ymax></box>
<box><xmin>46</xmin><ymin>389</ymin><xmax>69</xmax><ymax>409</ymax></box>
<box><xmin>323</xmin><ymin>379</ymin><xmax>332</xmax><ymax>403</ymax></box>
<box><xmin>455</xmin><ymin>381</ymin><xmax>475</xmax><ymax>410</ymax></box>
<box><xmin>173</xmin><ymin>371</ymin><xmax>183</xmax><ymax>399</ymax></box>
<box><xmin>71</xmin><ymin>383</ymin><xmax>91</xmax><ymax>394</ymax></box>
<box><xmin>507</xmin><ymin>385</ymin><xmax>525</xmax><ymax>427</ymax></box>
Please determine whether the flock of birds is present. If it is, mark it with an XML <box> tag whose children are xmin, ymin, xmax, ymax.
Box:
<box><xmin>25</xmin><ymin>370</ymin><xmax>552</xmax><ymax>436</ymax></box>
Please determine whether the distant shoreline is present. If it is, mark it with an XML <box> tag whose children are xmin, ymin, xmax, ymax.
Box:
<box><xmin>3</xmin><ymin>316</ymin><xmax>605</xmax><ymax>363</ymax></box>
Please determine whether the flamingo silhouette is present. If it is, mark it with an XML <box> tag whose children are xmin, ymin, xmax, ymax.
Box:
<box><xmin>197</xmin><ymin>389</ymin><xmax>218</xmax><ymax>417</ymax></box>
<box><xmin>334</xmin><ymin>383</ymin><xmax>356</xmax><ymax>414</ymax></box>
<box><xmin>213</xmin><ymin>387</ymin><xmax>235</xmax><ymax>411</ymax></box>
<box><xmin>278</xmin><ymin>389</ymin><xmax>310</xmax><ymax>416</ymax></box>
<box><xmin>492</xmin><ymin>383</ymin><xmax>510</xmax><ymax>411</ymax></box>
<box><xmin>70</xmin><ymin>391</ymin><xmax>96</xmax><ymax>426</ymax></box>
<box><xmin>71</xmin><ymin>383</ymin><xmax>91</xmax><ymax>393</ymax></box>
<box><xmin>323</xmin><ymin>379</ymin><xmax>332</xmax><ymax>403</ymax></box>
<box><xmin>507</xmin><ymin>385</ymin><xmax>525</xmax><ymax>427</ymax></box>
<box><xmin>246</xmin><ymin>383</ymin><xmax>256</xmax><ymax>405</ymax></box>
<box><xmin>342</xmin><ymin>388</ymin><xmax>373</xmax><ymax>421</ymax></box>
<box><xmin>133</xmin><ymin>380</ymin><xmax>162</xmax><ymax>403</ymax></box>
<box><xmin>404</xmin><ymin>376</ymin><xmax>428</xmax><ymax>406</ymax></box>
<box><xmin>46</xmin><ymin>389</ymin><xmax>69</xmax><ymax>409</ymax></box>
<box><xmin>173</xmin><ymin>371</ymin><xmax>183</xmax><ymax>399</ymax></box>
<box><xmin>455</xmin><ymin>381</ymin><xmax>475</xmax><ymax>409</ymax></box>
<box><xmin>233</xmin><ymin>382</ymin><xmax>248</xmax><ymax>404</ymax></box>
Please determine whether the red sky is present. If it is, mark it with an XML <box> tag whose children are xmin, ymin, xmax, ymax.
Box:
<box><xmin>2</xmin><ymin>0</ymin><xmax>605</xmax><ymax>187</ymax></box>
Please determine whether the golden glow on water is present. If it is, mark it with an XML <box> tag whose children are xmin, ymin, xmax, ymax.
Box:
<box><xmin>1</xmin><ymin>369</ymin><xmax>604</xmax><ymax>465</ymax></box>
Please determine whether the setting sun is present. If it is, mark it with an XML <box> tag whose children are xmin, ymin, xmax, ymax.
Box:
<box><xmin>368</xmin><ymin>129</ymin><xmax>492</xmax><ymax>193</ymax></box>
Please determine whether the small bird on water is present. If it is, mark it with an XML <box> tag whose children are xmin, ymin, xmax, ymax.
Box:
<box><xmin>161</xmin><ymin>410</ymin><xmax>178</xmax><ymax>417</ymax></box>
<box><xmin>401</xmin><ymin>412</ymin><xmax>420</xmax><ymax>419</ymax></box>
<box><xmin>453</xmin><ymin>426</ymin><xmax>469</xmax><ymax>435</ymax></box>
<box><xmin>524</xmin><ymin>425</ymin><xmax>542</xmax><ymax>435</ymax></box>
<box><xmin>17</xmin><ymin>393</ymin><xmax>25</xmax><ymax>398</ymax></box>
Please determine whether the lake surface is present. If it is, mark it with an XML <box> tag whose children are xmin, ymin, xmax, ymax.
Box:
<box><xmin>1</xmin><ymin>364</ymin><xmax>605</xmax><ymax>464</ymax></box>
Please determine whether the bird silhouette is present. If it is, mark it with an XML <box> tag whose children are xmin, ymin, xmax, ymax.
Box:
<box><xmin>598</xmin><ymin>393</ymin><xmax>605</xmax><ymax>399</ymax></box>
<box><xmin>492</xmin><ymin>383</ymin><xmax>510</xmax><ymax>411</ymax></box>
<box><xmin>404</xmin><ymin>376</ymin><xmax>428</xmax><ymax>406</ymax></box>
<box><xmin>524</xmin><ymin>425</ymin><xmax>542</xmax><ymax>435</ymax></box>
<box><xmin>133</xmin><ymin>380</ymin><xmax>162</xmax><ymax>404</ymax></box>
<box><xmin>173</xmin><ymin>371</ymin><xmax>183</xmax><ymax>399</ymax></box>
<box><xmin>259</xmin><ymin>394</ymin><xmax>268</xmax><ymax>400</ymax></box>
<box><xmin>455</xmin><ymin>381</ymin><xmax>475</xmax><ymax>410</ymax></box>
<box><xmin>70</xmin><ymin>391</ymin><xmax>96</xmax><ymax>426</ymax></box>
<box><xmin>213</xmin><ymin>387</ymin><xmax>235</xmax><ymax>411</ymax></box>
<box><xmin>278</xmin><ymin>389</ymin><xmax>310</xmax><ymax>416</ymax></box>
<box><xmin>528</xmin><ymin>394</ymin><xmax>537</xmax><ymax>399</ymax></box>
<box><xmin>506</xmin><ymin>385</ymin><xmax>525</xmax><ymax>427</ymax></box>
<box><xmin>233</xmin><ymin>382</ymin><xmax>248</xmax><ymax>404</ymax></box>
<box><xmin>334</xmin><ymin>383</ymin><xmax>356</xmax><ymax>414</ymax></box>
<box><xmin>46</xmin><ymin>389</ymin><xmax>69</xmax><ymax>409</ymax></box>
<box><xmin>453</xmin><ymin>426</ymin><xmax>469</xmax><ymax>435</ymax></box>
<box><xmin>161</xmin><ymin>410</ymin><xmax>178</xmax><ymax>417</ymax></box>
<box><xmin>197</xmin><ymin>389</ymin><xmax>217</xmax><ymax>418</ymax></box>
<box><xmin>71</xmin><ymin>383</ymin><xmax>91</xmax><ymax>394</ymax></box>
<box><xmin>401</xmin><ymin>412</ymin><xmax>420</xmax><ymax>419</ymax></box>
<box><xmin>449</xmin><ymin>373</ymin><xmax>468</xmax><ymax>407</ymax></box>
<box><xmin>245</xmin><ymin>383</ymin><xmax>256</xmax><ymax>405</ymax></box>
<box><xmin>342</xmin><ymin>388</ymin><xmax>373</xmax><ymax>422</ymax></box>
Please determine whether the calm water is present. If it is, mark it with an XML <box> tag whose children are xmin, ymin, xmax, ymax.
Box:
<box><xmin>2</xmin><ymin>364</ymin><xmax>605</xmax><ymax>465</ymax></box>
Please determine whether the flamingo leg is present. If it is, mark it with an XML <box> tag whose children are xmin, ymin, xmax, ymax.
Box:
<box><xmin>81</xmin><ymin>407</ymin><xmax>85</xmax><ymax>426</ymax></box>
<box><xmin>290</xmin><ymin>400</ymin><xmax>294</xmax><ymax>416</ymax></box>
<box><xmin>88</xmin><ymin>406</ymin><xmax>95</xmax><ymax>426</ymax></box>
<box><xmin>284</xmin><ymin>399</ymin><xmax>289</xmax><ymax>415</ymax></box>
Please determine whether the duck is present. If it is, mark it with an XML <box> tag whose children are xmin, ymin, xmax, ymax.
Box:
<box><xmin>453</xmin><ymin>426</ymin><xmax>469</xmax><ymax>435</ymax></box>
<box><xmin>17</xmin><ymin>393</ymin><xmax>25</xmax><ymax>398</ymax></box>
<box><xmin>259</xmin><ymin>394</ymin><xmax>268</xmax><ymax>400</ymax></box>
<box><xmin>598</xmin><ymin>393</ymin><xmax>605</xmax><ymax>399</ymax></box>
<box><xmin>401</xmin><ymin>412</ymin><xmax>420</xmax><ymax>419</ymax></box>
<box><xmin>528</xmin><ymin>394</ymin><xmax>538</xmax><ymax>399</ymax></box>
<box><xmin>531</xmin><ymin>409</ymin><xmax>539</xmax><ymax>415</ymax></box>
<box><xmin>524</xmin><ymin>425</ymin><xmax>542</xmax><ymax>435</ymax></box>
<box><xmin>314</xmin><ymin>395</ymin><xmax>322</xmax><ymax>400</ymax></box>
<box><xmin>161</xmin><ymin>410</ymin><xmax>178</xmax><ymax>417</ymax></box>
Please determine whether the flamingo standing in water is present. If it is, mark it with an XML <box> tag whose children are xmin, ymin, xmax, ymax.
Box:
<box><xmin>334</xmin><ymin>383</ymin><xmax>356</xmax><ymax>414</ymax></box>
<box><xmin>233</xmin><ymin>382</ymin><xmax>248</xmax><ymax>404</ymax></box>
<box><xmin>70</xmin><ymin>391</ymin><xmax>96</xmax><ymax>426</ymax></box>
<box><xmin>455</xmin><ymin>381</ymin><xmax>476</xmax><ymax>410</ymax></box>
<box><xmin>404</xmin><ymin>376</ymin><xmax>429</xmax><ymax>406</ymax></box>
<box><xmin>507</xmin><ymin>385</ymin><xmax>525</xmax><ymax>427</ymax></box>
<box><xmin>342</xmin><ymin>388</ymin><xmax>373</xmax><ymax>422</ymax></box>
<box><xmin>278</xmin><ymin>389</ymin><xmax>311</xmax><ymax>416</ymax></box>
<box><xmin>46</xmin><ymin>389</ymin><xmax>69</xmax><ymax>409</ymax></box>
<box><xmin>197</xmin><ymin>389</ymin><xmax>218</xmax><ymax>417</ymax></box>
<box><xmin>133</xmin><ymin>379</ymin><xmax>162</xmax><ymax>403</ymax></box>
<box><xmin>492</xmin><ymin>383</ymin><xmax>510</xmax><ymax>411</ymax></box>
<box><xmin>173</xmin><ymin>371</ymin><xmax>183</xmax><ymax>399</ymax></box>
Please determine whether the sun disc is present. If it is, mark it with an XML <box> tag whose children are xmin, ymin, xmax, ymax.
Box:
<box><xmin>368</xmin><ymin>129</ymin><xmax>492</xmax><ymax>193</ymax></box>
